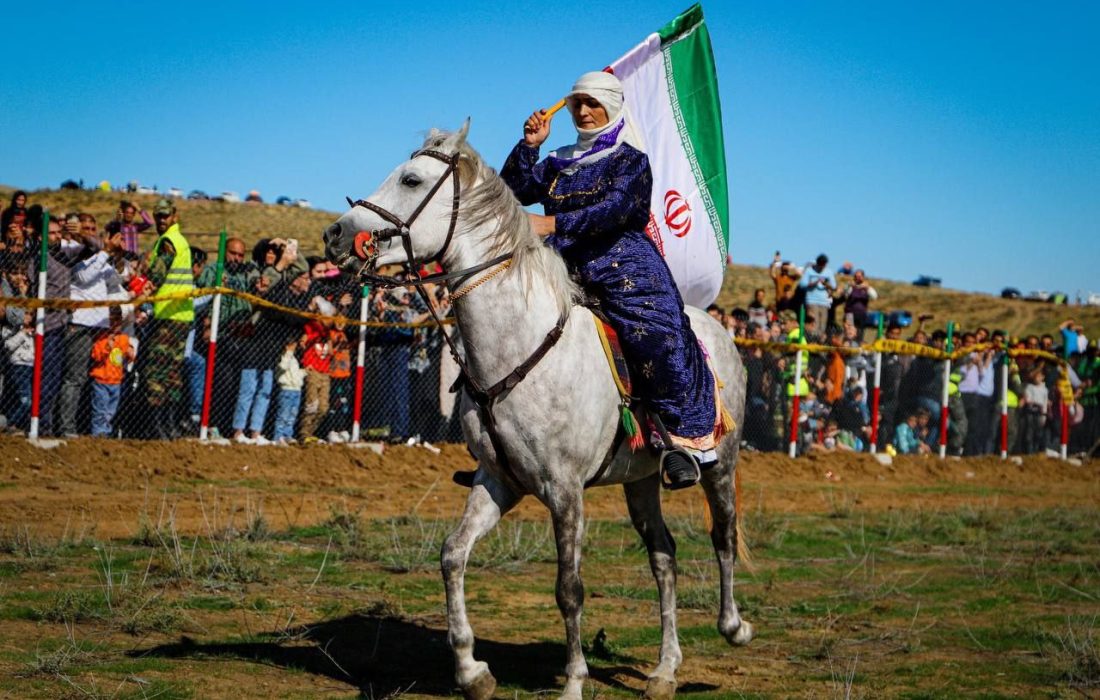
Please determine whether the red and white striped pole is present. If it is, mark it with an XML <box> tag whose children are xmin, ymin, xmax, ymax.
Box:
<box><xmin>788</xmin><ymin>306</ymin><xmax>805</xmax><ymax>459</ymax></box>
<box><xmin>350</xmin><ymin>285</ymin><xmax>370</xmax><ymax>443</ymax></box>
<box><xmin>28</xmin><ymin>210</ymin><xmax>49</xmax><ymax>440</ymax></box>
<box><xmin>869</xmin><ymin>315</ymin><xmax>884</xmax><ymax>454</ymax></box>
<box><xmin>938</xmin><ymin>322</ymin><xmax>955</xmax><ymax>459</ymax></box>
<box><xmin>999</xmin><ymin>354</ymin><xmax>1009</xmax><ymax>459</ymax></box>
<box><xmin>199</xmin><ymin>230</ymin><xmax>227</xmax><ymax>441</ymax></box>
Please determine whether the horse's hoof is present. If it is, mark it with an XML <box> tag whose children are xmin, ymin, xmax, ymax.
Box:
<box><xmin>727</xmin><ymin>619</ymin><xmax>754</xmax><ymax>646</ymax></box>
<box><xmin>462</xmin><ymin>669</ymin><xmax>497</xmax><ymax>700</ymax></box>
<box><xmin>644</xmin><ymin>676</ymin><xmax>677</xmax><ymax>700</ymax></box>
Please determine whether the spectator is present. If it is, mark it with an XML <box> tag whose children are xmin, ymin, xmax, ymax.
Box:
<box><xmin>3</xmin><ymin>312</ymin><xmax>35</xmax><ymax>430</ymax></box>
<box><xmin>138</xmin><ymin>199</ymin><xmax>194</xmax><ymax>439</ymax></box>
<box><xmin>273</xmin><ymin>338</ymin><xmax>305</xmax><ymax>445</ymax></box>
<box><xmin>1</xmin><ymin>191</ymin><xmax>28</xmax><ymax>237</ymax></box>
<box><xmin>894</xmin><ymin>408</ymin><xmax>932</xmax><ymax>455</ymax></box>
<box><xmin>57</xmin><ymin>220</ymin><xmax>115</xmax><ymax>437</ymax></box>
<box><xmin>747</xmin><ymin>288</ymin><xmax>769</xmax><ymax>329</ymax></box>
<box><xmin>1059</xmin><ymin>319</ymin><xmax>1079</xmax><ymax>360</ymax></box>
<box><xmin>799</xmin><ymin>253</ymin><xmax>836</xmax><ymax>334</ymax></box>
<box><xmin>299</xmin><ymin>297</ymin><xmax>335</xmax><ymax>442</ymax></box>
<box><xmin>840</xmin><ymin>269</ymin><xmax>877</xmax><ymax>339</ymax></box>
<box><xmin>1019</xmin><ymin>368</ymin><xmax>1049</xmax><ymax>454</ymax></box>
<box><xmin>88</xmin><ymin>307</ymin><xmax>134</xmax><ymax>437</ymax></box>
<box><xmin>104</xmin><ymin>200</ymin><xmax>153</xmax><ymax>255</ymax></box>
<box><xmin>945</xmin><ymin>372</ymin><xmax>968</xmax><ymax>456</ymax></box>
<box><xmin>769</xmin><ymin>252</ymin><xmax>801</xmax><ymax>312</ymax></box>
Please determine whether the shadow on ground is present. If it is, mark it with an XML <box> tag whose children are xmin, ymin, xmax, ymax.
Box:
<box><xmin>128</xmin><ymin>611</ymin><xmax>677</xmax><ymax>696</ymax></box>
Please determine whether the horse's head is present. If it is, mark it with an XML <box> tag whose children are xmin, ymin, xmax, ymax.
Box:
<box><xmin>324</xmin><ymin>121</ymin><xmax>474</xmax><ymax>274</ymax></box>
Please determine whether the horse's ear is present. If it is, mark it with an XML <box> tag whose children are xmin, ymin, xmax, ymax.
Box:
<box><xmin>455</xmin><ymin>117</ymin><xmax>470</xmax><ymax>144</ymax></box>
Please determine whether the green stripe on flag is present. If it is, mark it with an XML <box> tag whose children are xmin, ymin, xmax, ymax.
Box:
<box><xmin>658</xmin><ymin>4</ymin><xmax>729</xmax><ymax>258</ymax></box>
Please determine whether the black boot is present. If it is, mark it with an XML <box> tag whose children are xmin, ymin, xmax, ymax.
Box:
<box><xmin>660</xmin><ymin>449</ymin><xmax>700</xmax><ymax>490</ymax></box>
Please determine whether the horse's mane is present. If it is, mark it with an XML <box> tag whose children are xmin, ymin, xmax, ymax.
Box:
<box><xmin>421</xmin><ymin>132</ymin><xmax>579</xmax><ymax>317</ymax></box>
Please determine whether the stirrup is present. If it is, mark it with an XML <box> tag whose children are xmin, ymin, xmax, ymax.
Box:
<box><xmin>660</xmin><ymin>448</ymin><xmax>700</xmax><ymax>491</ymax></box>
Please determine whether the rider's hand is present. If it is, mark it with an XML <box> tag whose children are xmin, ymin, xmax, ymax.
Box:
<box><xmin>523</xmin><ymin>110</ymin><xmax>552</xmax><ymax>148</ymax></box>
<box><xmin>527</xmin><ymin>213</ymin><xmax>555</xmax><ymax>237</ymax></box>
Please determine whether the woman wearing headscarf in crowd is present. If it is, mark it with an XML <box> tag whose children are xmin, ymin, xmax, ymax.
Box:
<box><xmin>1</xmin><ymin>191</ymin><xmax>28</xmax><ymax>240</ymax></box>
<box><xmin>500</xmin><ymin>71</ymin><xmax>723</xmax><ymax>489</ymax></box>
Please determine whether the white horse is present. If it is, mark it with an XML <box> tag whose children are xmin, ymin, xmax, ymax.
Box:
<box><xmin>324</xmin><ymin>123</ymin><xmax>753</xmax><ymax>700</ymax></box>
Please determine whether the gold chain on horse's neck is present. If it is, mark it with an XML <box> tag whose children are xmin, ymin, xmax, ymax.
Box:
<box><xmin>450</xmin><ymin>259</ymin><xmax>514</xmax><ymax>301</ymax></box>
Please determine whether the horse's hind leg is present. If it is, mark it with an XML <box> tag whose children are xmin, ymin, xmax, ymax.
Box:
<box><xmin>442</xmin><ymin>479</ymin><xmax>519</xmax><ymax>700</ymax></box>
<box><xmin>549</xmin><ymin>489</ymin><xmax>588</xmax><ymax>700</ymax></box>
<box><xmin>700</xmin><ymin>453</ymin><xmax>753</xmax><ymax>646</ymax></box>
<box><xmin>623</xmin><ymin>474</ymin><xmax>682</xmax><ymax>700</ymax></box>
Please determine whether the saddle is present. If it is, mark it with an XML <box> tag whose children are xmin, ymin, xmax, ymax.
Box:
<box><xmin>590</xmin><ymin>311</ymin><xmax>736</xmax><ymax>454</ymax></box>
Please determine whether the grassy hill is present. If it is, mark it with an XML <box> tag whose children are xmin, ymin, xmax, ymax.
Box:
<box><xmin>1</xmin><ymin>186</ymin><xmax>336</xmax><ymax>258</ymax></box>
<box><xmin>4</xmin><ymin>186</ymin><xmax>1096</xmax><ymax>339</ymax></box>
<box><xmin>717</xmin><ymin>263</ymin><xmax>1098</xmax><ymax>340</ymax></box>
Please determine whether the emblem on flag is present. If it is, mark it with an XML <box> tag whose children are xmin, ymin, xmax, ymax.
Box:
<box><xmin>663</xmin><ymin>189</ymin><xmax>692</xmax><ymax>238</ymax></box>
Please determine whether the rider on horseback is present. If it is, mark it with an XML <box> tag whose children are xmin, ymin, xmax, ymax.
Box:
<box><xmin>501</xmin><ymin>71</ymin><xmax>722</xmax><ymax>489</ymax></box>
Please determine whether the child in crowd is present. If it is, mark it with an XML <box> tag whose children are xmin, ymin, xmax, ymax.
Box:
<box><xmin>274</xmin><ymin>338</ymin><xmax>306</xmax><ymax>445</ymax></box>
<box><xmin>1020</xmin><ymin>368</ymin><xmax>1049</xmax><ymax>454</ymax></box>
<box><xmin>894</xmin><ymin>409</ymin><xmax>932</xmax><ymax>455</ymax></box>
<box><xmin>298</xmin><ymin>297</ymin><xmax>335</xmax><ymax>442</ymax></box>
<box><xmin>3</xmin><ymin>312</ymin><xmax>35</xmax><ymax>430</ymax></box>
<box><xmin>88</xmin><ymin>307</ymin><xmax>134</xmax><ymax>437</ymax></box>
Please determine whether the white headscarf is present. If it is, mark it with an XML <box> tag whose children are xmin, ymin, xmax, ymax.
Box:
<box><xmin>549</xmin><ymin>71</ymin><xmax>645</xmax><ymax>174</ymax></box>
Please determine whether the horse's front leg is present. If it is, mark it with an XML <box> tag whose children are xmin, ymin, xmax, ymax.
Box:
<box><xmin>550</xmin><ymin>489</ymin><xmax>588</xmax><ymax>700</ymax></box>
<box><xmin>442</xmin><ymin>477</ymin><xmax>519</xmax><ymax>700</ymax></box>
<box><xmin>623</xmin><ymin>474</ymin><xmax>682</xmax><ymax>700</ymax></box>
<box><xmin>700</xmin><ymin>457</ymin><xmax>753</xmax><ymax>646</ymax></box>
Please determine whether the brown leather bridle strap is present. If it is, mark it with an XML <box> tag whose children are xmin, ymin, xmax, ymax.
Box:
<box><xmin>346</xmin><ymin>148</ymin><xmax>462</xmax><ymax>267</ymax></box>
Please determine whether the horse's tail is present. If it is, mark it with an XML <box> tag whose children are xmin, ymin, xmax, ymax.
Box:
<box><xmin>734</xmin><ymin>466</ymin><xmax>755</xmax><ymax>573</ymax></box>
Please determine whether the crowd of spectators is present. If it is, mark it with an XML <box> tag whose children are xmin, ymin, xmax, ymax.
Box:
<box><xmin>0</xmin><ymin>192</ymin><xmax>457</xmax><ymax>444</ymax></box>
<box><xmin>709</xmin><ymin>250</ymin><xmax>1100</xmax><ymax>458</ymax></box>
<box><xmin>2</xmin><ymin>193</ymin><xmax>1097</xmax><ymax>457</ymax></box>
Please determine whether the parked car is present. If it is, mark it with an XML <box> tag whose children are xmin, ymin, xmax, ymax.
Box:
<box><xmin>187</xmin><ymin>190</ymin><xmax>209</xmax><ymax>200</ymax></box>
<box><xmin>216</xmin><ymin>191</ymin><xmax>241</xmax><ymax>203</ymax></box>
<box><xmin>293</xmin><ymin>198</ymin><xmax>312</xmax><ymax>209</ymax></box>
<box><xmin>1000</xmin><ymin>287</ymin><xmax>1021</xmax><ymax>299</ymax></box>
<box><xmin>1025</xmin><ymin>290</ymin><xmax>1050</xmax><ymax>302</ymax></box>
<box><xmin>1086</xmin><ymin>292</ymin><xmax>1100</xmax><ymax>307</ymax></box>
<box><xmin>1048</xmin><ymin>291</ymin><xmax>1068</xmax><ymax>305</ymax></box>
<box><xmin>275</xmin><ymin>196</ymin><xmax>293</xmax><ymax>206</ymax></box>
<box><xmin>59</xmin><ymin>179</ymin><xmax>82</xmax><ymax>190</ymax></box>
<box><xmin>167</xmin><ymin>187</ymin><xmax>183</xmax><ymax>198</ymax></box>
<box><xmin>135</xmin><ymin>185</ymin><xmax>157</xmax><ymax>195</ymax></box>
<box><xmin>912</xmin><ymin>275</ymin><xmax>942</xmax><ymax>287</ymax></box>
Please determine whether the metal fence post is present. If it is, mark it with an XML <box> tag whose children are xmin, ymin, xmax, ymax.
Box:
<box><xmin>938</xmin><ymin>322</ymin><xmax>954</xmax><ymax>459</ymax></box>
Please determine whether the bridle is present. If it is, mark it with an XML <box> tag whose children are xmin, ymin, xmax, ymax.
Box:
<box><xmin>341</xmin><ymin>147</ymin><xmax>512</xmax><ymax>294</ymax></box>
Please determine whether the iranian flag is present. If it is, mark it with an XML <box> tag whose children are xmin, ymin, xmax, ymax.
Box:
<box><xmin>610</xmin><ymin>4</ymin><xmax>729</xmax><ymax>308</ymax></box>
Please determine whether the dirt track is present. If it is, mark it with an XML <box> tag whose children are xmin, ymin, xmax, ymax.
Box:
<box><xmin>1</xmin><ymin>436</ymin><xmax>1095</xmax><ymax>538</ymax></box>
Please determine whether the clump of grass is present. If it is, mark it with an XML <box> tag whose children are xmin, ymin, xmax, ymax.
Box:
<box><xmin>323</xmin><ymin>502</ymin><xmax>366</xmax><ymax>550</ymax></box>
<box><xmin>34</xmin><ymin>590</ymin><xmax>104</xmax><ymax>624</ymax></box>
<box><xmin>1042</xmin><ymin>617</ymin><xmax>1100</xmax><ymax>689</ymax></box>
<box><xmin>472</xmin><ymin>520</ymin><xmax>554</xmax><ymax>570</ymax></box>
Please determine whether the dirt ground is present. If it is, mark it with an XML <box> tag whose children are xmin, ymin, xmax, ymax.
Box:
<box><xmin>1</xmin><ymin>436</ymin><xmax>1098</xmax><ymax>699</ymax></box>
<box><xmin>0</xmin><ymin>436</ymin><xmax>1095</xmax><ymax>538</ymax></box>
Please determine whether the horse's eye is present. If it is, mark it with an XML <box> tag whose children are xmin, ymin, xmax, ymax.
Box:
<box><xmin>401</xmin><ymin>174</ymin><xmax>422</xmax><ymax>188</ymax></box>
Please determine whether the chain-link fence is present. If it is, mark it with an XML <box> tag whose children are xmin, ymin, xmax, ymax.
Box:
<box><xmin>1</xmin><ymin>216</ymin><xmax>1097</xmax><ymax>457</ymax></box>
<box><xmin>0</xmin><ymin>220</ymin><xmax>462</xmax><ymax>445</ymax></box>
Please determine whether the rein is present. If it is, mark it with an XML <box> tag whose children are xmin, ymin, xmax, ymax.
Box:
<box><xmin>344</xmin><ymin>146</ymin><xmax>566</xmax><ymax>493</ymax></box>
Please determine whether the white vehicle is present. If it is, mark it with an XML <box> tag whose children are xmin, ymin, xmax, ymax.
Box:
<box><xmin>167</xmin><ymin>187</ymin><xmax>183</xmax><ymax>198</ymax></box>
<box><xmin>1026</xmin><ymin>290</ymin><xmax>1050</xmax><ymax>302</ymax></box>
<box><xmin>218</xmin><ymin>191</ymin><xmax>241</xmax><ymax>203</ymax></box>
<box><xmin>293</xmin><ymin>198</ymin><xmax>313</xmax><ymax>209</ymax></box>
<box><xmin>1086</xmin><ymin>292</ymin><xmax>1100</xmax><ymax>307</ymax></box>
<box><xmin>135</xmin><ymin>185</ymin><xmax>157</xmax><ymax>195</ymax></box>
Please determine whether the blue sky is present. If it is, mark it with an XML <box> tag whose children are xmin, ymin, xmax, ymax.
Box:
<box><xmin>2</xmin><ymin>1</ymin><xmax>1097</xmax><ymax>297</ymax></box>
